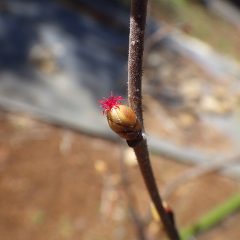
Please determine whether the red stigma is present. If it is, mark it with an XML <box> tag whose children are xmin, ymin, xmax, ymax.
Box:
<box><xmin>99</xmin><ymin>93</ymin><xmax>123</xmax><ymax>114</ymax></box>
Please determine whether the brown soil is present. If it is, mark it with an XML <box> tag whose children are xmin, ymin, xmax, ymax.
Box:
<box><xmin>0</xmin><ymin>111</ymin><xmax>239</xmax><ymax>240</ymax></box>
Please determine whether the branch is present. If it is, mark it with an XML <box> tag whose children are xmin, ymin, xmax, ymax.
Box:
<box><xmin>119</xmin><ymin>146</ymin><xmax>147</xmax><ymax>240</ymax></box>
<box><xmin>127</xmin><ymin>1</ymin><xmax>180</xmax><ymax>239</ymax></box>
<box><xmin>128</xmin><ymin>0</ymin><xmax>147</xmax><ymax>123</ymax></box>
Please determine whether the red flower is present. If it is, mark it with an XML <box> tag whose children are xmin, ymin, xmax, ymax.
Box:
<box><xmin>99</xmin><ymin>93</ymin><xmax>123</xmax><ymax>114</ymax></box>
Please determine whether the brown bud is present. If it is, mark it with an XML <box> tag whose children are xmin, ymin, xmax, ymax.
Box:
<box><xmin>106</xmin><ymin>105</ymin><xmax>142</xmax><ymax>140</ymax></box>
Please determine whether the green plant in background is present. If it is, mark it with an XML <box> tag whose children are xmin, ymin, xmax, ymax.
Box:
<box><xmin>181</xmin><ymin>193</ymin><xmax>240</xmax><ymax>239</ymax></box>
<box><xmin>158</xmin><ymin>0</ymin><xmax>187</xmax><ymax>10</ymax></box>
<box><xmin>31</xmin><ymin>209</ymin><xmax>46</xmax><ymax>225</ymax></box>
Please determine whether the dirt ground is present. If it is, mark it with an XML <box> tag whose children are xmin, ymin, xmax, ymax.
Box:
<box><xmin>0</xmin><ymin>110</ymin><xmax>239</xmax><ymax>240</ymax></box>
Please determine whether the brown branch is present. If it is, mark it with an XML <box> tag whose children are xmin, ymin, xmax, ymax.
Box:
<box><xmin>128</xmin><ymin>0</ymin><xmax>147</xmax><ymax>123</ymax></box>
<box><xmin>119</xmin><ymin>146</ymin><xmax>147</xmax><ymax>240</ymax></box>
<box><xmin>127</xmin><ymin>1</ymin><xmax>180</xmax><ymax>239</ymax></box>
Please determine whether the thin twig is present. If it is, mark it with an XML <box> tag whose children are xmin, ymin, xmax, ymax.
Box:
<box><xmin>128</xmin><ymin>0</ymin><xmax>147</xmax><ymax>123</ymax></box>
<box><xmin>119</xmin><ymin>145</ymin><xmax>147</xmax><ymax>240</ymax></box>
<box><xmin>163</xmin><ymin>154</ymin><xmax>240</xmax><ymax>200</ymax></box>
<box><xmin>127</xmin><ymin>1</ymin><xmax>180</xmax><ymax>239</ymax></box>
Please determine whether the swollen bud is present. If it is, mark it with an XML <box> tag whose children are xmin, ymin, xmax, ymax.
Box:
<box><xmin>107</xmin><ymin>104</ymin><xmax>142</xmax><ymax>140</ymax></box>
<box><xmin>99</xmin><ymin>94</ymin><xmax>142</xmax><ymax>141</ymax></box>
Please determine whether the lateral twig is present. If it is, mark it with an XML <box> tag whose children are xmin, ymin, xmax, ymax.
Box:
<box><xmin>127</xmin><ymin>0</ymin><xmax>180</xmax><ymax>239</ymax></box>
<box><xmin>163</xmin><ymin>154</ymin><xmax>240</xmax><ymax>200</ymax></box>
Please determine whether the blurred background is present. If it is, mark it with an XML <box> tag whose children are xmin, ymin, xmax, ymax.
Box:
<box><xmin>0</xmin><ymin>0</ymin><xmax>240</xmax><ymax>239</ymax></box>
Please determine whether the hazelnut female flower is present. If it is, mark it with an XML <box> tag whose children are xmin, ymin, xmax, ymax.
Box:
<box><xmin>99</xmin><ymin>94</ymin><xmax>142</xmax><ymax>141</ymax></box>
